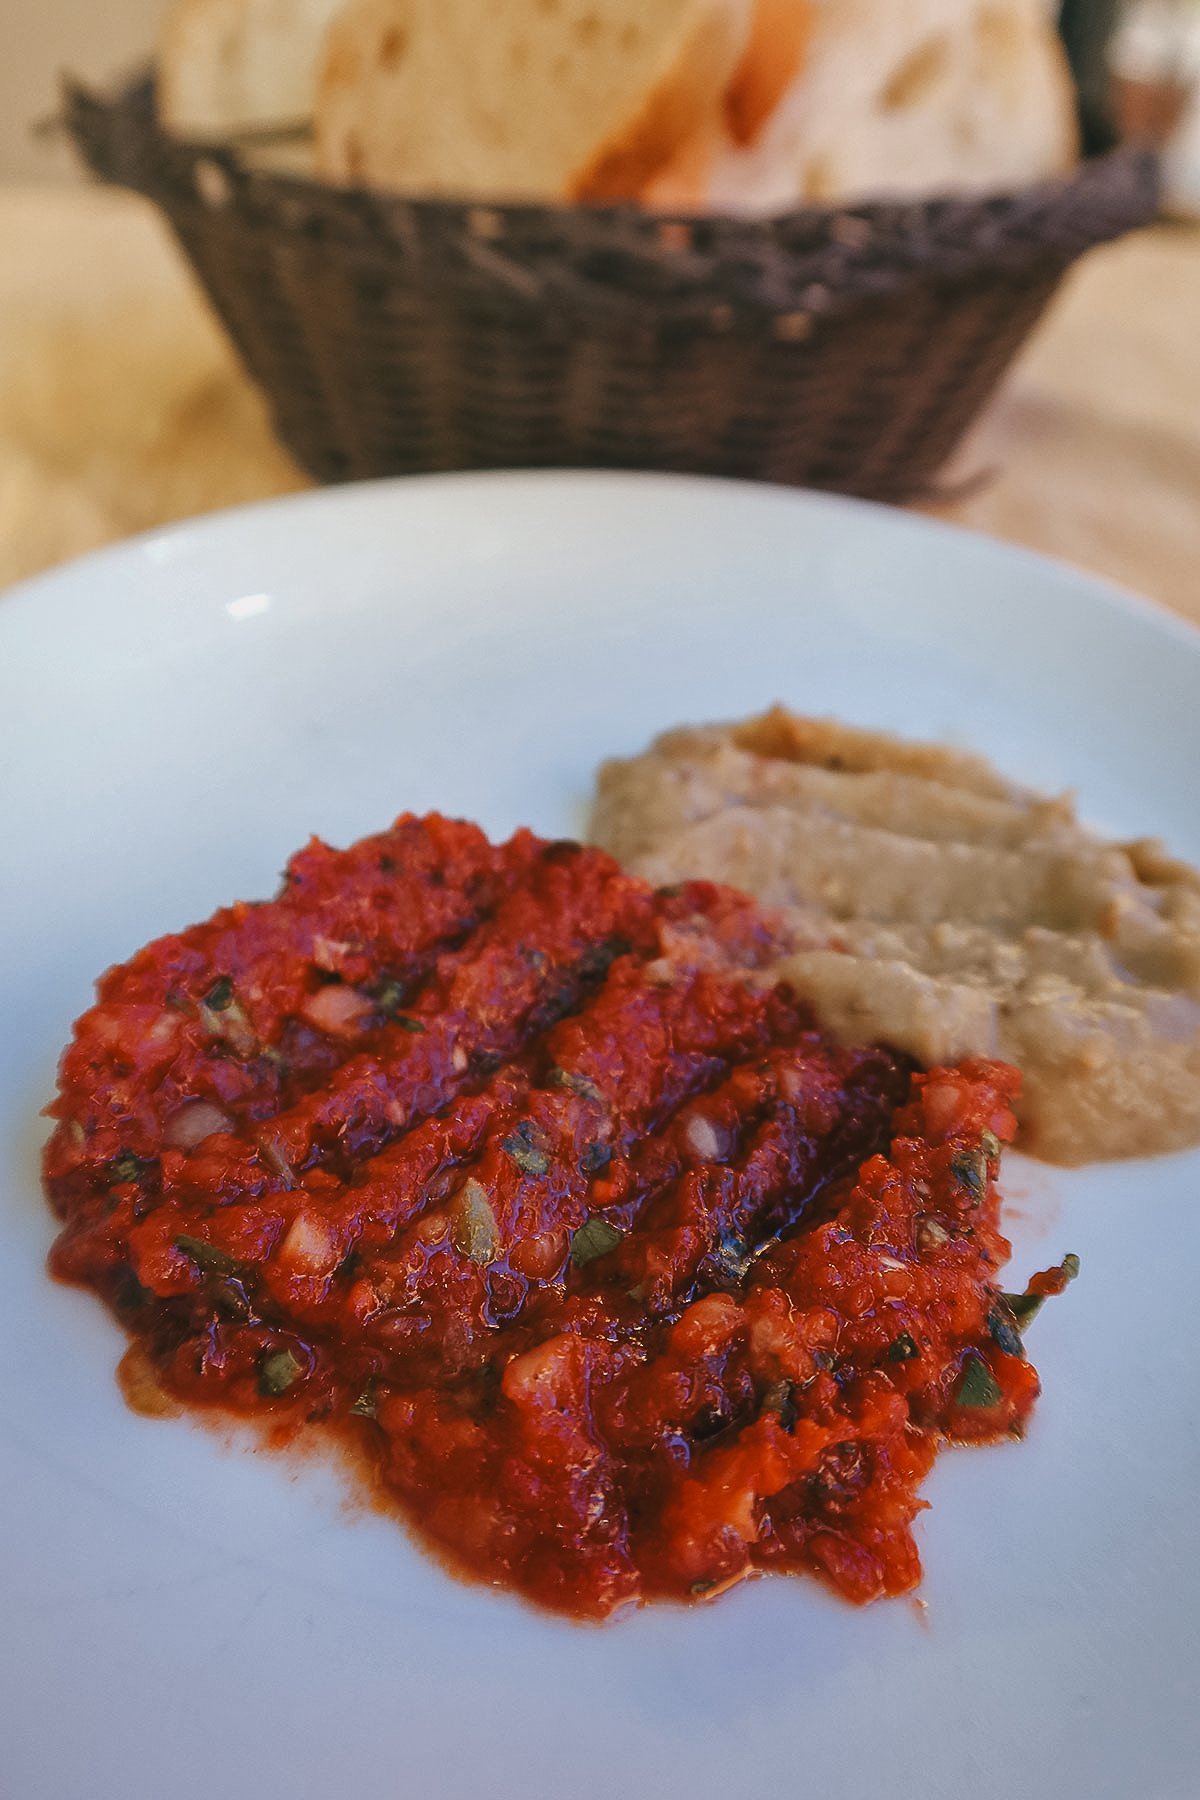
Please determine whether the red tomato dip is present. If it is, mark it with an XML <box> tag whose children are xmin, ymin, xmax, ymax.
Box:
<box><xmin>43</xmin><ymin>814</ymin><xmax>1066</xmax><ymax>1619</ymax></box>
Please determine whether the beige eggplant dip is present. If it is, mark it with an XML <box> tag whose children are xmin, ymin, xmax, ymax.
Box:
<box><xmin>589</xmin><ymin>707</ymin><xmax>1200</xmax><ymax>1165</ymax></box>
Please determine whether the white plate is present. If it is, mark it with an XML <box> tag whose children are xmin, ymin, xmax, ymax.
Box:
<box><xmin>2</xmin><ymin>473</ymin><xmax>1197</xmax><ymax>1800</ymax></box>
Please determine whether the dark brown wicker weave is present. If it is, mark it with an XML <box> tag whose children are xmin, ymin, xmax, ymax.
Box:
<box><xmin>64</xmin><ymin>76</ymin><xmax>1158</xmax><ymax>502</ymax></box>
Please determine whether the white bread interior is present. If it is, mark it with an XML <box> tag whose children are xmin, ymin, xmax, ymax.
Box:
<box><xmin>158</xmin><ymin>0</ymin><xmax>347</xmax><ymax>137</ymax></box>
<box><xmin>314</xmin><ymin>0</ymin><xmax>752</xmax><ymax>200</ymax></box>
<box><xmin>645</xmin><ymin>0</ymin><xmax>1080</xmax><ymax>212</ymax></box>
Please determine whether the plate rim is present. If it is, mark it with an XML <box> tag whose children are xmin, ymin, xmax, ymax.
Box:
<box><xmin>2</xmin><ymin>467</ymin><xmax>1199</xmax><ymax>661</ymax></box>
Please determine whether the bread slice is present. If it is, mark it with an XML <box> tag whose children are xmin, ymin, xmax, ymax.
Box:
<box><xmin>646</xmin><ymin>0</ymin><xmax>1079</xmax><ymax>212</ymax></box>
<box><xmin>158</xmin><ymin>0</ymin><xmax>347</xmax><ymax>137</ymax></box>
<box><xmin>724</xmin><ymin>0</ymin><xmax>813</xmax><ymax>145</ymax></box>
<box><xmin>314</xmin><ymin>0</ymin><xmax>752</xmax><ymax>201</ymax></box>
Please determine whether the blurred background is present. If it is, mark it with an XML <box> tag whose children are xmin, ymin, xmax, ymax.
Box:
<box><xmin>3</xmin><ymin>0</ymin><xmax>167</xmax><ymax>180</ymax></box>
<box><xmin>2</xmin><ymin>0</ymin><xmax>1199</xmax><ymax>615</ymax></box>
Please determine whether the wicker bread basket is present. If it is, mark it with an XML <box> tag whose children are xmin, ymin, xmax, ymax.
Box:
<box><xmin>65</xmin><ymin>75</ymin><xmax>1157</xmax><ymax>502</ymax></box>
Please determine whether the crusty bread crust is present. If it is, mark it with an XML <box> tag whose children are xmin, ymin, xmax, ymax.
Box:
<box><xmin>571</xmin><ymin>0</ymin><xmax>753</xmax><ymax>201</ymax></box>
<box><xmin>723</xmin><ymin>0</ymin><xmax>813</xmax><ymax>146</ymax></box>
<box><xmin>647</xmin><ymin>0</ymin><xmax>1079</xmax><ymax>211</ymax></box>
<box><xmin>315</xmin><ymin>0</ymin><xmax>751</xmax><ymax>201</ymax></box>
<box><xmin>163</xmin><ymin>0</ymin><xmax>1075</xmax><ymax>210</ymax></box>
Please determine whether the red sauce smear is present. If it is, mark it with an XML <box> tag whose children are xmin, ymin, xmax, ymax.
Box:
<box><xmin>44</xmin><ymin>814</ymin><xmax>1057</xmax><ymax>1619</ymax></box>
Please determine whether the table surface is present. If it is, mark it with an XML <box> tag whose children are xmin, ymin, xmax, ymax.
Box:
<box><xmin>1</xmin><ymin>182</ymin><xmax>1197</xmax><ymax>626</ymax></box>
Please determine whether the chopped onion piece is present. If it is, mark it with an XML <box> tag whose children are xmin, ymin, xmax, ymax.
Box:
<box><xmin>684</xmin><ymin>1114</ymin><xmax>725</xmax><ymax>1162</ymax></box>
<box><xmin>279</xmin><ymin>1208</ymin><xmax>341</xmax><ymax>1276</ymax></box>
<box><xmin>301</xmin><ymin>984</ymin><xmax>374</xmax><ymax>1037</ymax></box>
<box><xmin>162</xmin><ymin>1099</ymin><xmax>234</xmax><ymax>1150</ymax></box>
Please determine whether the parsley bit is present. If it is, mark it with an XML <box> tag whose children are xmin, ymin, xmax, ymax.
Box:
<box><xmin>258</xmin><ymin>1348</ymin><xmax>304</xmax><ymax>1398</ymax></box>
<box><xmin>502</xmin><ymin>1121</ymin><xmax>551</xmax><ymax>1177</ymax></box>
<box><xmin>370</xmin><ymin>978</ymin><xmax>409</xmax><ymax>1017</ymax></box>
<box><xmin>549</xmin><ymin>1068</ymin><xmax>603</xmax><ymax>1103</ymax></box>
<box><xmin>580</xmin><ymin>1142</ymin><xmax>612</xmax><ymax>1176</ymax></box>
<box><xmin>1003</xmin><ymin>1290</ymin><xmax>1045</xmax><ymax>1327</ymax></box>
<box><xmin>1001</xmin><ymin>1252</ymin><xmax>1080</xmax><ymax>1331</ymax></box>
<box><xmin>762</xmin><ymin>1380</ymin><xmax>798</xmax><ymax>1431</ymax></box>
<box><xmin>712</xmin><ymin>1232</ymin><xmax>756</xmax><ymax>1282</ymax></box>
<box><xmin>107</xmin><ymin>1151</ymin><xmax>151</xmax><ymax>1188</ymax></box>
<box><xmin>986</xmin><ymin>1307</ymin><xmax>1025</xmax><ymax>1359</ymax></box>
<box><xmin>950</xmin><ymin>1147</ymin><xmax>988</xmax><ymax>1202</ymax></box>
<box><xmin>955</xmin><ymin>1354</ymin><xmax>1003</xmax><ymax>1410</ymax></box>
<box><xmin>174</xmin><ymin>1234</ymin><xmax>242</xmax><ymax>1276</ymax></box>
<box><xmin>570</xmin><ymin>1216</ymin><xmax>623</xmax><ymax>1267</ymax></box>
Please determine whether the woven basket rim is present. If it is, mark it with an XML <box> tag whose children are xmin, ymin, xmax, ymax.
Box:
<box><xmin>58</xmin><ymin>71</ymin><xmax>1159</xmax><ymax>499</ymax></box>
<box><xmin>63</xmin><ymin>71</ymin><xmax>1160</xmax><ymax>324</ymax></box>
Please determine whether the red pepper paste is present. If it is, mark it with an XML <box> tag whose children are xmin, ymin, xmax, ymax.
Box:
<box><xmin>43</xmin><ymin>814</ymin><xmax>1064</xmax><ymax>1619</ymax></box>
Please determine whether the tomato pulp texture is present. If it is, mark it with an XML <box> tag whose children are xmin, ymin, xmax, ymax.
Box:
<box><xmin>45</xmin><ymin>816</ymin><xmax>1059</xmax><ymax>1619</ymax></box>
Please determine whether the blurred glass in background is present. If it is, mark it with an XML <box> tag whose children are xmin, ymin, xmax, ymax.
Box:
<box><xmin>1109</xmin><ymin>0</ymin><xmax>1200</xmax><ymax>208</ymax></box>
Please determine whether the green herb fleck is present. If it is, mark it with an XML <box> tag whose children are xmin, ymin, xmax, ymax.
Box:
<box><xmin>107</xmin><ymin>1151</ymin><xmax>151</xmax><ymax>1187</ymax></box>
<box><xmin>1001</xmin><ymin>1253</ymin><xmax>1080</xmax><ymax>1331</ymax></box>
<box><xmin>174</xmin><ymin>1234</ymin><xmax>242</xmax><ymax>1276</ymax></box>
<box><xmin>350</xmin><ymin>1384</ymin><xmax>378</xmax><ymax>1419</ymax></box>
<box><xmin>570</xmin><ymin>1216</ymin><xmax>624</xmax><ymax>1268</ymax></box>
<box><xmin>502</xmin><ymin>1122</ymin><xmax>551</xmax><ymax>1177</ymax></box>
<box><xmin>1002</xmin><ymin>1290</ymin><xmax>1045</xmax><ymax>1327</ymax></box>
<box><xmin>986</xmin><ymin>1307</ymin><xmax>1025</xmax><ymax>1359</ymax></box>
<box><xmin>450</xmin><ymin>1180</ymin><xmax>499</xmax><ymax>1265</ymax></box>
<box><xmin>580</xmin><ymin>1142</ymin><xmax>612</xmax><ymax>1176</ymax></box>
<box><xmin>549</xmin><ymin>1068</ymin><xmax>603</xmax><ymax>1103</ymax></box>
<box><xmin>393</xmin><ymin>1014</ymin><xmax>426</xmax><ymax>1034</ymax></box>
<box><xmin>210</xmin><ymin>1277</ymin><xmax>252</xmax><ymax>1321</ymax></box>
<box><xmin>258</xmin><ymin>1348</ymin><xmax>304</xmax><ymax>1397</ymax></box>
<box><xmin>370</xmin><ymin>978</ymin><xmax>409</xmax><ymax>1016</ymax></box>
<box><xmin>887</xmin><ymin>1331</ymin><xmax>920</xmax><ymax>1363</ymax></box>
<box><xmin>955</xmin><ymin>1355</ymin><xmax>1003</xmax><ymax>1410</ymax></box>
<box><xmin>712</xmin><ymin>1232</ymin><xmax>756</xmax><ymax>1282</ymax></box>
<box><xmin>257</xmin><ymin>1137</ymin><xmax>298</xmax><ymax>1189</ymax></box>
<box><xmin>762</xmin><ymin>1380</ymin><xmax>798</xmax><ymax>1430</ymax></box>
<box><xmin>950</xmin><ymin>1148</ymin><xmax>988</xmax><ymax>1202</ymax></box>
<box><xmin>203</xmin><ymin>976</ymin><xmax>235</xmax><ymax>1012</ymax></box>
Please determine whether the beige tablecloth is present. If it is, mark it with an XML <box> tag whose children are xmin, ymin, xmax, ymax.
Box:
<box><xmin>1</xmin><ymin>183</ymin><xmax>1197</xmax><ymax>625</ymax></box>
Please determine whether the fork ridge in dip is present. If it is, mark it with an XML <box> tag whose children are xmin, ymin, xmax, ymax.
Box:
<box><xmin>44</xmin><ymin>813</ymin><xmax>1059</xmax><ymax>1619</ymax></box>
